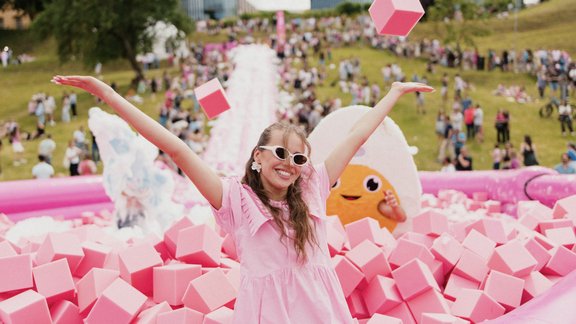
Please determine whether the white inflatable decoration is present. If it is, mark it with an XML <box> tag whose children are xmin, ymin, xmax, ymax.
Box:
<box><xmin>308</xmin><ymin>105</ymin><xmax>421</xmax><ymax>234</ymax></box>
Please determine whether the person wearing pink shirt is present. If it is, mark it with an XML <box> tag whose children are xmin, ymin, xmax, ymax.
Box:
<box><xmin>52</xmin><ymin>75</ymin><xmax>432</xmax><ymax>323</ymax></box>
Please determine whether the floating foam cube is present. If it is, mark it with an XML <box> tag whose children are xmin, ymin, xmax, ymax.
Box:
<box><xmin>0</xmin><ymin>290</ymin><xmax>51</xmax><ymax>324</ymax></box>
<box><xmin>541</xmin><ymin>245</ymin><xmax>576</xmax><ymax>276</ymax></box>
<box><xmin>182</xmin><ymin>269</ymin><xmax>236</xmax><ymax>314</ymax></box>
<box><xmin>0</xmin><ymin>241</ymin><xmax>17</xmax><ymax>257</ymax></box>
<box><xmin>156</xmin><ymin>307</ymin><xmax>204</xmax><ymax>324</ymax></box>
<box><xmin>521</xmin><ymin>271</ymin><xmax>553</xmax><ymax>304</ymax></box>
<box><xmin>429</xmin><ymin>260</ymin><xmax>445</xmax><ymax>287</ymax></box>
<box><xmin>545</xmin><ymin>227</ymin><xmax>576</xmax><ymax>248</ymax></box>
<box><xmin>134</xmin><ymin>301</ymin><xmax>172</xmax><ymax>324</ymax></box>
<box><xmin>453</xmin><ymin>249</ymin><xmax>489</xmax><ymax>283</ymax></box>
<box><xmin>385</xmin><ymin>302</ymin><xmax>416</xmax><ymax>324</ymax></box>
<box><xmin>164</xmin><ymin>217</ymin><xmax>195</xmax><ymax>257</ymax></box>
<box><xmin>346</xmin><ymin>240</ymin><xmax>391</xmax><ymax>284</ymax></box>
<box><xmin>76</xmin><ymin>268</ymin><xmax>120</xmax><ymax>314</ymax></box>
<box><xmin>538</xmin><ymin>219</ymin><xmax>574</xmax><ymax>234</ymax></box>
<box><xmin>461</xmin><ymin>230</ymin><xmax>496</xmax><ymax>261</ymax></box>
<box><xmin>74</xmin><ymin>241</ymin><xmax>112</xmax><ymax>278</ymax></box>
<box><xmin>0</xmin><ymin>254</ymin><xmax>33</xmax><ymax>293</ymax></box>
<box><xmin>119</xmin><ymin>243</ymin><xmax>163</xmax><ymax>295</ymax></box>
<box><xmin>327</xmin><ymin>224</ymin><xmax>346</xmax><ymax>257</ymax></box>
<box><xmin>194</xmin><ymin>78</ymin><xmax>231</xmax><ymax>119</ymax></box>
<box><xmin>392</xmin><ymin>259</ymin><xmax>439</xmax><ymax>300</ymax></box>
<box><xmin>35</xmin><ymin>233</ymin><xmax>85</xmax><ymax>274</ymax></box>
<box><xmin>366</xmin><ymin>313</ymin><xmax>403</xmax><ymax>323</ymax></box>
<box><xmin>413</xmin><ymin>210</ymin><xmax>449</xmax><ymax>237</ymax></box>
<box><xmin>421</xmin><ymin>313</ymin><xmax>470</xmax><ymax>324</ymax></box>
<box><xmin>523</xmin><ymin>238</ymin><xmax>552</xmax><ymax>272</ymax></box>
<box><xmin>220</xmin><ymin>257</ymin><xmax>240</xmax><ymax>269</ymax></box>
<box><xmin>361</xmin><ymin>275</ymin><xmax>402</xmax><ymax>315</ymax></box>
<box><xmin>483</xmin><ymin>201</ymin><xmax>501</xmax><ymax>213</ymax></box>
<box><xmin>204</xmin><ymin>306</ymin><xmax>234</xmax><ymax>324</ymax></box>
<box><xmin>368</xmin><ymin>0</ymin><xmax>424</xmax><ymax>36</ymax></box>
<box><xmin>451</xmin><ymin>289</ymin><xmax>505</xmax><ymax>323</ymax></box>
<box><xmin>406</xmin><ymin>289</ymin><xmax>451</xmax><ymax>323</ymax></box>
<box><xmin>388</xmin><ymin>238</ymin><xmax>435</xmax><ymax>270</ymax></box>
<box><xmin>430</xmin><ymin>233</ymin><xmax>463</xmax><ymax>274</ymax></box>
<box><xmin>137</xmin><ymin>233</ymin><xmax>172</xmax><ymax>262</ymax></box>
<box><xmin>449</xmin><ymin>221</ymin><xmax>473</xmax><ymax>243</ymax></box>
<box><xmin>552</xmin><ymin>195</ymin><xmax>576</xmax><ymax>219</ymax></box>
<box><xmin>32</xmin><ymin>259</ymin><xmax>75</xmax><ymax>305</ymax></box>
<box><xmin>518</xmin><ymin>203</ymin><xmax>553</xmax><ymax>230</ymax></box>
<box><xmin>221</xmin><ymin>234</ymin><xmax>238</xmax><ymax>261</ymax></box>
<box><xmin>487</xmin><ymin>240</ymin><xmax>537</xmax><ymax>277</ymax></box>
<box><xmin>345</xmin><ymin>217</ymin><xmax>387</xmax><ymax>248</ymax></box>
<box><xmin>84</xmin><ymin>278</ymin><xmax>147</xmax><ymax>324</ymax></box>
<box><xmin>398</xmin><ymin>232</ymin><xmax>434</xmax><ymax>249</ymax></box>
<box><xmin>466</xmin><ymin>219</ymin><xmax>507</xmax><ymax>245</ymax></box>
<box><xmin>50</xmin><ymin>300</ymin><xmax>82</xmax><ymax>324</ymax></box>
<box><xmin>153</xmin><ymin>264</ymin><xmax>202</xmax><ymax>306</ymax></box>
<box><xmin>346</xmin><ymin>289</ymin><xmax>369</xmax><ymax>319</ymax></box>
<box><xmin>483</xmin><ymin>270</ymin><xmax>524</xmax><ymax>310</ymax></box>
<box><xmin>443</xmin><ymin>273</ymin><xmax>479</xmax><ymax>301</ymax></box>
<box><xmin>176</xmin><ymin>224</ymin><xmax>222</xmax><ymax>267</ymax></box>
<box><xmin>472</xmin><ymin>192</ymin><xmax>489</xmax><ymax>202</ymax></box>
<box><xmin>332</xmin><ymin>255</ymin><xmax>364</xmax><ymax>297</ymax></box>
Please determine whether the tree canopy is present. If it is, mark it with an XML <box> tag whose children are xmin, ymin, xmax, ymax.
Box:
<box><xmin>32</xmin><ymin>0</ymin><xmax>191</xmax><ymax>78</ymax></box>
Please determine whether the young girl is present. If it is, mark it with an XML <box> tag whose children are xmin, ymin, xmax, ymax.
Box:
<box><xmin>52</xmin><ymin>75</ymin><xmax>432</xmax><ymax>323</ymax></box>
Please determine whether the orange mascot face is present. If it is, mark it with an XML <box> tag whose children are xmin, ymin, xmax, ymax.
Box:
<box><xmin>327</xmin><ymin>164</ymin><xmax>400</xmax><ymax>231</ymax></box>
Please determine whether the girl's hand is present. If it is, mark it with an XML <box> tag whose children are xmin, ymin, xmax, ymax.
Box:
<box><xmin>51</xmin><ymin>76</ymin><xmax>111</xmax><ymax>98</ymax></box>
<box><xmin>383</xmin><ymin>190</ymin><xmax>399</xmax><ymax>207</ymax></box>
<box><xmin>391</xmin><ymin>82</ymin><xmax>435</xmax><ymax>95</ymax></box>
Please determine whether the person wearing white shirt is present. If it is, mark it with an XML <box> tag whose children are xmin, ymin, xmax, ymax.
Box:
<box><xmin>38</xmin><ymin>134</ymin><xmax>56</xmax><ymax>164</ymax></box>
<box><xmin>558</xmin><ymin>100</ymin><xmax>574</xmax><ymax>136</ymax></box>
<box><xmin>73</xmin><ymin>126</ymin><xmax>86</xmax><ymax>149</ymax></box>
<box><xmin>32</xmin><ymin>155</ymin><xmax>55</xmax><ymax>179</ymax></box>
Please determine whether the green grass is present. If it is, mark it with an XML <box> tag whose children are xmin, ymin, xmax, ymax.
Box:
<box><xmin>0</xmin><ymin>1</ymin><xmax>573</xmax><ymax>180</ymax></box>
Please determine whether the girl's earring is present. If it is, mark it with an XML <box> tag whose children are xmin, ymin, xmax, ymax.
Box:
<box><xmin>251</xmin><ymin>161</ymin><xmax>262</xmax><ymax>173</ymax></box>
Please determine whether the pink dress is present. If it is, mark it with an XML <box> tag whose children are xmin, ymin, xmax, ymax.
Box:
<box><xmin>212</xmin><ymin>163</ymin><xmax>354</xmax><ymax>323</ymax></box>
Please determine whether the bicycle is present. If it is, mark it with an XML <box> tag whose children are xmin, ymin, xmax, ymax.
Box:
<box><xmin>539</xmin><ymin>99</ymin><xmax>559</xmax><ymax>118</ymax></box>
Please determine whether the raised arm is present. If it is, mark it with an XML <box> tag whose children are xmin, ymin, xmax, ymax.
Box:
<box><xmin>324</xmin><ymin>82</ymin><xmax>434</xmax><ymax>185</ymax></box>
<box><xmin>52</xmin><ymin>75</ymin><xmax>224</xmax><ymax>209</ymax></box>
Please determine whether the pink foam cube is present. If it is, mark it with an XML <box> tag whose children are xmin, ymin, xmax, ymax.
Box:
<box><xmin>182</xmin><ymin>269</ymin><xmax>236</xmax><ymax>314</ymax></box>
<box><xmin>0</xmin><ymin>254</ymin><xmax>33</xmax><ymax>293</ymax></box>
<box><xmin>176</xmin><ymin>224</ymin><xmax>222</xmax><ymax>267</ymax></box>
<box><xmin>327</xmin><ymin>224</ymin><xmax>346</xmax><ymax>257</ymax></box>
<box><xmin>483</xmin><ymin>270</ymin><xmax>524</xmax><ymax>310</ymax></box>
<box><xmin>153</xmin><ymin>264</ymin><xmax>202</xmax><ymax>306</ymax></box>
<box><xmin>388</xmin><ymin>238</ymin><xmax>435</xmax><ymax>270</ymax></box>
<box><xmin>32</xmin><ymin>259</ymin><xmax>75</xmax><ymax>305</ymax></box>
<box><xmin>368</xmin><ymin>0</ymin><xmax>424</xmax><ymax>37</ymax></box>
<box><xmin>451</xmin><ymin>289</ymin><xmax>505</xmax><ymax>323</ymax></box>
<box><xmin>164</xmin><ymin>217</ymin><xmax>195</xmax><ymax>257</ymax></box>
<box><xmin>453</xmin><ymin>249</ymin><xmax>490</xmax><ymax>283</ymax></box>
<box><xmin>366</xmin><ymin>313</ymin><xmax>403</xmax><ymax>323</ymax></box>
<box><xmin>204</xmin><ymin>306</ymin><xmax>234</xmax><ymax>324</ymax></box>
<box><xmin>194</xmin><ymin>78</ymin><xmax>231</xmax><ymax>119</ymax></box>
<box><xmin>134</xmin><ymin>301</ymin><xmax>172</xmax><ymax>324</ymax></box>
<box><xmin>413</xmin><ymin>210</ymin><xmax>449</xmax><ymax>237</ymax></box>
<box><xmin>157</xmin><ymin>307</ymin><xmax>204</xmax><ymax>324</ymax></box>
<box><xmin>74</xmin><ymin>241</ymin><xmax>112</xmax><ymax>278</ymax></box>
<box><xmin>521</xmin><ymin>271</ymin><xmax>553</xmax><ymax>304</ymax></box>
<box><xmin>519</xmin><ymin>203</ymin><xmax>553</xmax><ymax>230</ymax></box>
<box><xmin>483</xmin><ymin>200</ymin><xmax>502</xmax><ymax>213</ymax></box>
<box><xmin>541</xmin><ymin>245</ymin><xmax>576</xmax><ymax>276</ymax></box>
<box><xmin>345</xmin><ymin>217</ymin><xmax>387</xmax><ymax>248</ymax></box>
<box><xmin>76</xmin><ymin>268</ymin><xmax>120</xmax><ymax>314</ymax></box>
<box><xmin>50</xmin><ymin>300</ymin><xmax>82</xmax><ymax>324</ymax></box>
<box><xmin>523</xmin><ymin>238</ymin><xmax>552</xmax><ymax>272</ymax></box>
<box><xmin>346</xmin><ymin>240</ymin><xmax>391</xmax><ymax>284</ymax></box>
<box><xmin>462</xmin><ymin>230</ymin><xmax>496</xmax><ymax>261</ymax></box>
<box><xmin>533</xmin><ymin>232</ymin><xmax>558</xmax><ymax>250</ymax></box>
<box><xmin>35</xmin><ymin>233</ymin><xmax>85</xmax><ymax>273</ymax></box>
<box><xmin>487</xmin><ymin>240</ymin><xmax>537</xmax><ymax>277</ymax></box>
<box><xmin>466</xmin><ymin>219</ymin><xmax>507</xmax><ymax>245</ymax></box>
<box><xmin>136</xmin><ymin>233</ymin><xmax>172</xmax><ymax>262</ymax></box>
<box><xmin>472</xmin><ymin>192</ymin><xmax>489</xmax><ymax>202</ymax></box>
<box><xmin>421</xmin><ymin>313</ymin><xmax>470</xmax><ymax>324</ymax></box>
<box><xmin>220</xmin><ymin>257</ymin><xmax>240</xmax><ymax>269</ymax></box>
<box><xmin>85</xmin><ymin>278</ymin><xmax>147</xmax><ymax>324</ymax></box>
<box><xmin>0</xmin><ymin>290</ymin><xmax>51</xmax><ymax>324</ymax></box>
<box><xmin>221</xmin><ymin>234</ymin><xmax>238</xmax><ymax>261</ymax></box>
<box><xmin>0</xmin><ymin>241</ymin><xmax>17</xmax><ymax>257</ymax></box>
<box><xmin>346</xmin><ymin>289</ymin><xmax>369</xmax><ymax>319</ymax></box>
<box><xmin>449</xmin><ymin>221</ymin><xmax>473</xmax><ymax>243</ymax></box>
<box><xmin>386</xmin><ymin>302</ymin><xmax>416</xmax><ymax>324</ymax></box>
<box><xmin>443</xmin><ymin>273</ymin><xmax>479</xmax><ymax>301</ymax></box>
<box><xmin>545</xmin><ymin>227</ymin><xmax>576</xmax><ymax>248</ymax></box>
<box><xmin>361</xmin><ymin>275</ymin><xmax>402</xmax><ymax>315</ymax></box>
<box><xmin>398</xmin><ymin>232</ymin><xmax>434</xmax><ymax>249</ymax></box>
<box><xmin>538</xmin><ymin>219</ymin><xmax>574</xmax><ymax>234</ymax></box>
<box><xmin>392</xmin><ymin>259</ymin><xmax>439</xmax><ymax>300</ymax></box>
<box><xmin>406</xmin><ymin>289</ymin><xmax>451</xmax><ymax>323</ymax></box>
<box><xmin>332</xmin><ymin>255</ymin><xmax>364</xmax><ymax>297</ymax></box>
<box><xmin>429</xmin><ymin>260</ymin><xmax>445</xmax><ymax>287</ymax></box>
<box><xmin>552</xmin><ymin>195</ymin><xmax>576</xmax><ymax>219</ymax></box>
<box><xmin>119</xmin><ymin>243</ymin><xmax>163</xmax><ymax>295</ymax></box>
<box><xmin>431</xmin><ymin>233</ymin><xmax>463</xmax><ymax>273</ymax></box>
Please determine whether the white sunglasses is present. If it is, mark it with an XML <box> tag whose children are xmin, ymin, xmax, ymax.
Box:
<box><xmin>259</xmin><ymin>145</ymin><xmax>309</xmax><ymax>166</ymax></box>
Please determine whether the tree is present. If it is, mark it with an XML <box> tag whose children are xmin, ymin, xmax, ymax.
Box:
<box><xmin>32</xmin><ymin>0</ymin><xmax>191</xmax><ymax>78</ymax></box>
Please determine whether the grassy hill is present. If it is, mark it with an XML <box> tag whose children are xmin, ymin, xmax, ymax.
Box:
<box><xmin>0</xmin><ymin>0</ymin><xmax>573</xmax><ymax>180</ymax></box>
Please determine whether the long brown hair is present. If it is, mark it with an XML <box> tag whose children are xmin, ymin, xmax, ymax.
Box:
<box><xmin>242</xmin><ymin>122</ymin><xmax>317</xmax><ymax>263</ymax></box>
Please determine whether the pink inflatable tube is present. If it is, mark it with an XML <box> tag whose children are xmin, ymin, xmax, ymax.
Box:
<box><xmin>0</xmin><ymin>176</ymin><xmax>110</xmax><ymax>215</ymax></box>
<box><xmin>420</xmin><ymin>166</ymin><xmax>576</xmax><ymax>214</ymax></box>
<box><xmin>7</xmin><ymin>202</ymin><xmax>114</xmax><ymax>223</ymax></box>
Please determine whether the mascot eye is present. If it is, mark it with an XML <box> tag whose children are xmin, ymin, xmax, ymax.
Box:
<box><xmin>363</xmin><ymin>176</ymin><xmax>381</xmax><ymax>192</ymax></box>
<box><xmin>332</xmin><ymin>178</ymin><xmax>340</xmax><ymax>189</ymax></box>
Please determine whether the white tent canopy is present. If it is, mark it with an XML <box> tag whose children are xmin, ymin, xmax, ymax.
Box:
<box><xmin>246</xmin><ymin>0</ymin><xmax>311</xmax><ymax>11</ymax></box>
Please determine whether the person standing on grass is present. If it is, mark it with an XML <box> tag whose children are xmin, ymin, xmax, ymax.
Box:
<box><xmin>558</xmin><ymin>100</ymin><xmax>574</xmax><ymax>136</ymax></box>
<box><xmin>52</xmin><ymin>75</ymin><xmax>432</xmax><ymax>323</ymax></box>
<box><xmin>520</xmin><ymin>135</ymin><xmax>539</xmax><ymax>167</ymax></box>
